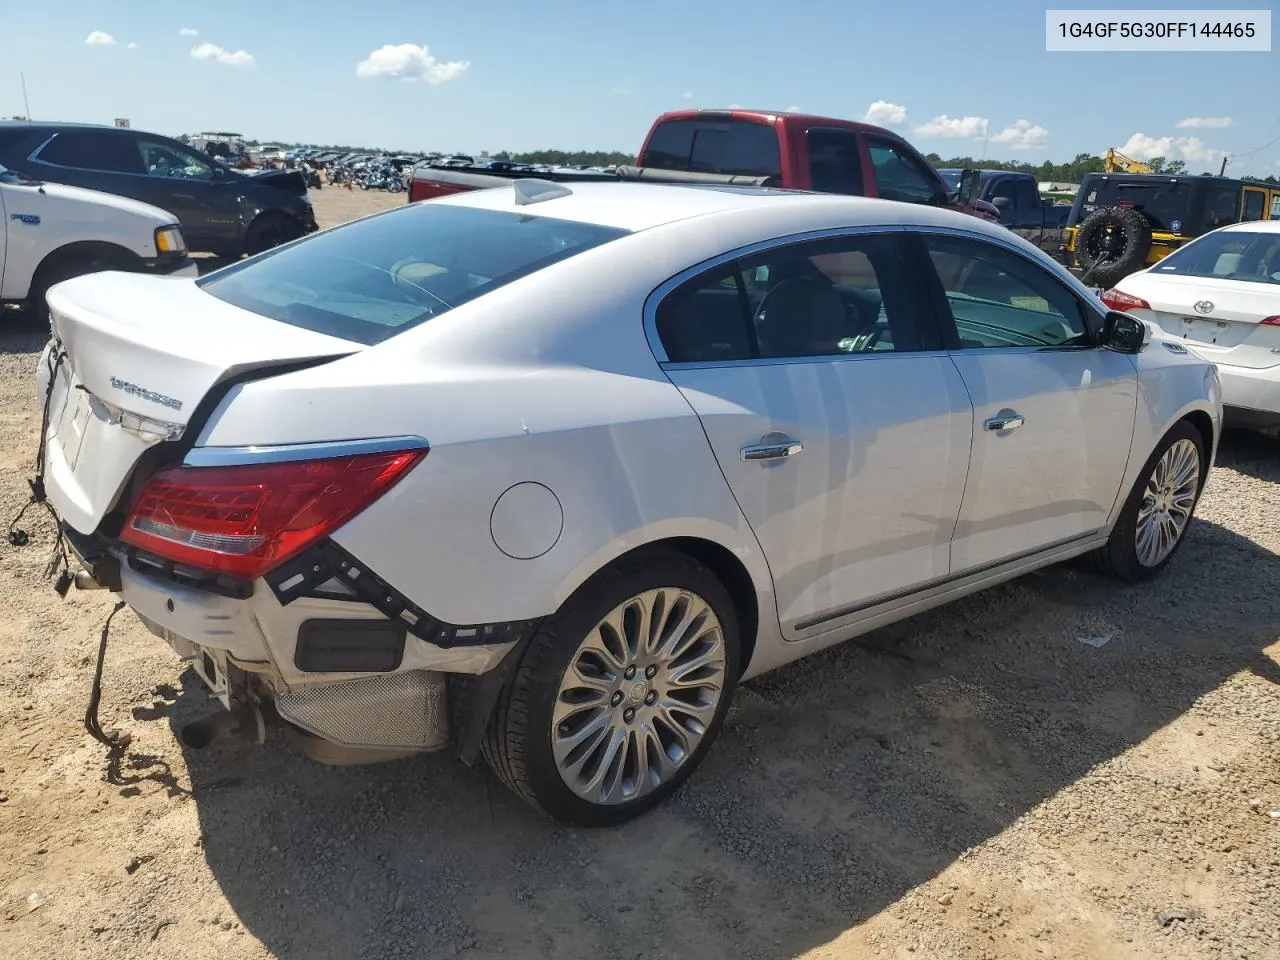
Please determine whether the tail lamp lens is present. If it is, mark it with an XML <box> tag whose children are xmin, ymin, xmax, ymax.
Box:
<box><xmin>1099</xmin><ymin>288</ymin><xmax>1150</xmax><ymax>312</ymax></box>
<box><xmin>120</xmin><ymin>448</ymin><xmax>426</xmax><ymax>580</ymax></box>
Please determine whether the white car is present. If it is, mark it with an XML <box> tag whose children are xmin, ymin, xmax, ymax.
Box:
<box><xmin>0</xmin><ymin>162</ymin><xmax>198</xmax><ymax>322</ymax></box>
<box><xmin>36</xmin><ymin>180</ymin><xmax>1221</xmax><ymax>825</ymax></box>
<box><xmin>1101</xmin><ymin>220</ymin><xmax>1280</xmax><ymax>435</ymax></box>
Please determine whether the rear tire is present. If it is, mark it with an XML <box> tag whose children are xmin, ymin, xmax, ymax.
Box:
<box><xmin>482</xmin><ymin>550</ymin><xmax>740</xmax><ymax>826</ymax></box>
<box><xmin>1087</xmin><ymin>420</ymin><xmax>1207</xmax><ymax>581</ymax></box>
<box><xmin>23</xmin><ymin>251</ymin><xmax>135</xmax><ymax>327</ymax></box>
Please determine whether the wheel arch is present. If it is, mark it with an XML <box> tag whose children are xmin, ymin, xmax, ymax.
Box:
<box><xmin>27</xmin><ymin>240</ymin><xmax>142</xmax><ymax>300</ymax></box>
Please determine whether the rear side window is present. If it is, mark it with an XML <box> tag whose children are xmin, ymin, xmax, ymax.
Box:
<box><xmin>806</xmin><ymin>128</ymin><xmax>864</xmax><ymax>195</ymax></box>
<box><xmin>655</xmin><ymin>233</ymin><xmax>935</xmax><ymax>362</ymax></box>
<box><xmin>642</xmin><ymin>119</ymin><xmax>781</xmax><ymax>178</ymax></box>
<box><xmin>36</xmin><ymin>131</ymin><xmax>145</xmax><ymax>174</ymax></box>
<box><xmin>197</xmin><ymin>204</ymin><xmax>630</xmax><ymax>345</ymax></box>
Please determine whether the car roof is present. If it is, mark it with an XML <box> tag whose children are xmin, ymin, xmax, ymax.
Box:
<box><xmin>1217</xmin><ymin>219</ymin><xmax>1280</xmax><ymax>235</ymax></box>
<box><xmin>429</xmin><ymin>179</ymin><xmax>1005</xmax><ymax>236</ymax></box>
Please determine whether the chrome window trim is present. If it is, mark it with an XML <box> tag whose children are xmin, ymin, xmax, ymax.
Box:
<box><xmin>643</xmin><ymin>223</ymin><xmax>909</xmax><ymax>364</ymax></box>
<box><xmin>661</xmin><ymin>348</ymin><xmax>954</xmax><ymax>372</ymax></box>
<box><xmin>183</xmin><ymin>435</ymin><xmax>429</xmax><ymax>468</ymax></box>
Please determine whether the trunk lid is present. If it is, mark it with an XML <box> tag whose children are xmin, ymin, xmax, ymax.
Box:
<box><xmin>40</xmin><ymin>271</ymin><xmax>358</xmax><ymax>534</ymax></box>
<box><xmin>1124</xmin><ymin>273</ymin><xmax>1280</xmax><ymax>369</ymax></box>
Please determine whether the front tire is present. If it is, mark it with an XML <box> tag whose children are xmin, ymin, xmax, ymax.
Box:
<box><xmin>482</xmin><ymin>550</ymin><xmax>740</xmax><ymax>826</ymax></box>
<box><xmin>1088</xmin><ymin>420</ymin><xmax>1207</xmax><ymax>581</ymax></box>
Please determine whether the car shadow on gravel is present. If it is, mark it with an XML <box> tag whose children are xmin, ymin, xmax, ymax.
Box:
<box><xmin>171</xmin><ymin>444</ymin><xmax>1280</xmax><ymax>960</ymax></box>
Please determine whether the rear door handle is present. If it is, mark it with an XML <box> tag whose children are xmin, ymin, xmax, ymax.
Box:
<box><xmin>741</xmin><ymin>437</ymin><xmax>804</xmax><ymax>461</ymax></box>
<box><xmin>984</xmin><ymin>412</ymin><xmax>1025</xmax><ymax>432</ymax></box>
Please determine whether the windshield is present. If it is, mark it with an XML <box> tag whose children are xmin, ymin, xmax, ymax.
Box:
<box><xmin>1150</xmin><ymin>229</ymin><xmax>1280</xmax><ymax>285</ymax></box>
<box><xmin>1074</xmin><ymin>178</ymin><xmax>1191</xmax><ymax>232</ymax></box>
<box><xmin>197</xmin><ymin>203</ymin><xmax>630</xmax><ymax>344</ymax></box>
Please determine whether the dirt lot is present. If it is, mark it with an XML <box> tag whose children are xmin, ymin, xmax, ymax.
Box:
<box><xmin>1</xmin><ymin>187</ymin><xmax>1278</xmax><ymax>960</ymax></box>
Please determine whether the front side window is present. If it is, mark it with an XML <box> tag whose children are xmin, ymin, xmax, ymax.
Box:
<box><xmin>642</xmin><ymin>118</ymin><xmax>782</xmax><ymax>178</ymax></box>
<box><xmin>656</xmin><ymin>233</ymin><xmax>933</xmax><ymax>363</ymax></box>
<box><xmin>139</xmin><ymin>140</ymin><xmax>214</xmax><ymax>180</ymax></box>
<box><xmin>1151</xmin><ymin>230</ymin><xmax>1280</xmax><ymax>284</ymax></box>
<box><xmin>36</xmin><ymin>132</ymin><xmax>145</xmax><ymax>174</ymax></box>
<box><xmin>198</xmin><ymin>204</ymin><xmax>630</xmax><ymax>345</ymax></box>
<box><xmin>1242</xmin><ymin>190</ymin><xmax>1267</xmax><ymax>222</ymax></box>
<box><xmin>921</xmin><ymin>234</ymin><xmax>1090</xmax><ymax>348</ymax></box>
<box><xmin>865</xmin><ymin>139</ymin><xmax>942</xmax><ymax>205</ymax></box>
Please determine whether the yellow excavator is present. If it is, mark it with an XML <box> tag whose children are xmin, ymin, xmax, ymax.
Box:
<box><xmin>1102</xmin><ymin>148</ymin><xmax>1153</xmax><ymax>174</ymax></box>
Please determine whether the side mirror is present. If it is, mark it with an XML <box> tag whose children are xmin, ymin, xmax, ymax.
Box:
<box><xmin>991</xmin><ymin>196</ymin><xmax>1010</xmax><ymax>208</ymax></box>
<box><xmin>1101</xmin><ymin>310</ymin><xmax>1151</xmax><ymax>354</ymax></box>
<box><xmin>957</xmin><ymin>168</ymin><xmax>982</xmax><ymax>206</ymax></box>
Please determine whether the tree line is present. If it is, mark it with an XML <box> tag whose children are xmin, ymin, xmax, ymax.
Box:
<box><xmin>923</xmin><ymin>151</ymin><xmax>1278</xmax><ymax>184</ymax></box>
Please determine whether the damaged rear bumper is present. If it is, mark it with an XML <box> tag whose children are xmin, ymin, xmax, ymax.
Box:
<box><xmin>61</xmin><ymin>523</ymin><xmax>535</xmax><ymax>761</ymax></box>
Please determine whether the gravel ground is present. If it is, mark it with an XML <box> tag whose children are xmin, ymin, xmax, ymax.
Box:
<box><xmin>1</xmin><ymin>188</ymin><xmax>1278</xmax><ymax>960</ymax></box>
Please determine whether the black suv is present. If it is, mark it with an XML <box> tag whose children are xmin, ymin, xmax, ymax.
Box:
<box><xmin>0</xmin><ymin>122</ymin><xmax>318</xmax><ymax>258</ymax></box>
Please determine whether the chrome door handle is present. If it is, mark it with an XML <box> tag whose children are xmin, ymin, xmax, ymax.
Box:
<box><xmin>741</xmin><ymin>438</ymin><xmax>803</xmax><ymax>461</ymax></box>
<box><xmin>984</xmin><ymin>413</ymin><xmax>1025</xmax><ymax>431</ymax></box>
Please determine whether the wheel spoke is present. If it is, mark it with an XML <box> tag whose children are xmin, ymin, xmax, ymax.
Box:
<box><xmin>1133</xmin><ymin>438</ymin><xmax>1201</xmax><ymax>568</ymax></box>
<box><xmin>551</xmin><ymin>583</ymin><xmax>728</xmax><ymax>806</ymax></box>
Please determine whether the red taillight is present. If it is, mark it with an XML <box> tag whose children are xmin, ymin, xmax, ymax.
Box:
<box><xmin>1261</xmin><ymin>316</ymin><xmax>1280</xmax><ymax>326</ymax></box>
<box><xmin>1099</xmin><ymin>288</ymin><xmax>1150</xmax><ymax>312</ymax></box>
<box><xmin>120</xmin><ymin>449</ymin><xmax>426</xmax><ymax>580</ymax></box>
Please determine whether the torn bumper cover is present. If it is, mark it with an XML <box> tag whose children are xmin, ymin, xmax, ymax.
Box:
<box><xmin>62</xmin><ymin>524</ymin><xmax>539</xmax><ymax>759</ymax></box>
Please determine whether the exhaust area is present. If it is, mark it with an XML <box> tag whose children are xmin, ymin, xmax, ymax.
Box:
<box><xmin>179</xmin><ymin>702</ymin><xmax>267</xmax><ymax>750</ymax></box>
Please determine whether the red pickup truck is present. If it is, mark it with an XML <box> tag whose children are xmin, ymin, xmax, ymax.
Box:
<box><xmin>408</xmin><ymin>108</ymin><xmax>999</xmax><ymax>221</ymax></box>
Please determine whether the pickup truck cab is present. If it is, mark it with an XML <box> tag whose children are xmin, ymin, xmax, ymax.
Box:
<box><xmin>0</xmin><ymin>162</ymin><xmax>198</xmax><ymax>322</ymax></box>
<box><xmin>937</xmin><ymin>168</ymin><xmax>1069</xmax><ymax>254</ymax></box>
<box><xmin>410</xmin><ymin>109</ymin><xmax>999</xmax><ymax>222</ymax></box>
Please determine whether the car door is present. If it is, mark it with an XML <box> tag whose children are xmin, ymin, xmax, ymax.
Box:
<box><xmin>911</xmin><ymin>230</ymin><xmax>1138</xmax><ymax>572</ymax></box>
<box><xmin>132</xmin><ymin>137</ymin><xmax>231</xmax><ymax>250</ymax></box>
<box><xmin>650</xmin><ymin>229</ymin><xmax>973</xmax><ymax>634</ymax></box>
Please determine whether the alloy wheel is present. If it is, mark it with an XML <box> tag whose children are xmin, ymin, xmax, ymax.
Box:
<box><xmin>551</xmin><ymin>587</ymin><xmax>727</xmax><ymax>806</ymax></box>
<box><xmin>1135</xmin><ymin>438</ymin><xmax>1201</xmax><ymax>567</ymax></box>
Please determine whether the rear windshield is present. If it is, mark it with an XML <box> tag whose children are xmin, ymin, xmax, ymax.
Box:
<box><xmin>1151</xmin><ymin>230</ymin><xmax>1280</xmax><ymax>285</ymax></box>
<box><xmin>1073</xmin><ymin>178</ymin><xmax>1191</xmax><ymax>232</ymax></box>
<box><xmin>641</xmin><ymin>118</ymin><xmax>782</xmax><ymax>178</ymax></box>
<box><xmin>197</xmin><ymin>204</ymin><xmax>629</xmax><ymax>344</ymax></box>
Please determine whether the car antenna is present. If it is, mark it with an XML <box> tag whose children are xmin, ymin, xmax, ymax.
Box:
<box><xmin>512</xmin><ymin>179</ymin><xmax>573</xmax><ymax>205</ymax></box>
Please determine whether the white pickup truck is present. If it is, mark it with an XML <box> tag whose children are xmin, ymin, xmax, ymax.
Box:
<box><xmin>1</xmin><ymin>162</ymin><xmax>198</xmax><ymax>322</ymax></box>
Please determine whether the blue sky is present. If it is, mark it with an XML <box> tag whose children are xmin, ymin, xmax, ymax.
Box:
<box><xmin>4</xmin><ymin>0</ymin><xmax>1278</xmax><ymax>173</ymax></box>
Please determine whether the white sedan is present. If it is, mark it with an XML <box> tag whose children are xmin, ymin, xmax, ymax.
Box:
<box><xmin>36</xmin><ymin>180</ymin><xmax>1221</xmax><ymax>825</ymax></box>
<box><xmin>1101</xmin><ymin>220</ymin><xmax>1280</xmax><ymax>435</ymax></box>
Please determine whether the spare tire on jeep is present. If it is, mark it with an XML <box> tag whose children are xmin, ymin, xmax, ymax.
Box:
<box><xmin>1076</xmin><ymin>206</ymin><xmax>1152</xmax><ymax>287</ymax></box>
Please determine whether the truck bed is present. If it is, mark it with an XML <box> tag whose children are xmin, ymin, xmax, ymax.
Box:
<box><xmin>407</xmin><ymin>164</ymin><xmax>778</xmax><ymax>201</ymax></box>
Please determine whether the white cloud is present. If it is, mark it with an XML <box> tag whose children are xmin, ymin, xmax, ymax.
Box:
<box><xmin>179</xmin><ymin>27</ymin><xmax>199</xmax><ymax>37</ymax></box>
<box><xmin>1176</xmin><ymin>116</ymin><xmax>1232</xmax><ymax>129</ymax></box>
<box><xmin>914</xmin><ymin>114</ymin><xmax>988</xmax><ymax>139</ymax></box>
<box><xmin>356</xmin><ymin>43</ymin><xmax>469</xmax><ymax>84</ymax></box>
<box><xmin>1120</xmin><ymin>132</ymin><xmax>1224</xmax><ymax>165</ymax></box>
<box><xmin>863</xmin><ymin>100</ymin><xmax>907</xmax><ymax>126</ymax></box>
<box><xmin>190</xmin><ymin>42</ymin><xmax>254</xmax><ymax>66</ymax></box>
<box><xmin>127</xmin><ymin>42</ymin><xmax>138</xmax><ymax>49</ymax></box>
<box><xmin>728</xmin><ymin>103</ymin><xmax>744</xmax><ymax>109</ymax></box>
<box><xmin>85</xmin><ymin>30</ymin><xmax>116</xmax><ymax>45</ymax></box>
<box><xmin>990</xmin><ymin>119</ymin><xmax>1048</xmax><ymax>150</ymax></box>
<box><xmin>785</xmin><ymin>105</ymin><xmax>802</xmax><ymax>113</ymax></box>
<box><xmin>682</xmin><ymin>90</ymin><xmax>694</xmax><ymax>99</ymax></box>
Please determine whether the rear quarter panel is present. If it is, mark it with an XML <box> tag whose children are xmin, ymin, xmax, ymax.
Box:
<box><xmin>193</xmin><ymin>224</ymin><xmax>787</xmax><ymax>638</ymax></box>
